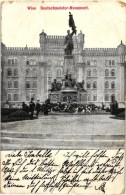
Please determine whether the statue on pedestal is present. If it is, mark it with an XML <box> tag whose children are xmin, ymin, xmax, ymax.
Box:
<box><xmin>51</xmin><ymin>79</ymin><xmax>62</xmax><ymax>92</ymax></box>
<box><xmin>64</xmin><ymin>12</ymin><xmax>77</xmax><ymax>55</ymax></box>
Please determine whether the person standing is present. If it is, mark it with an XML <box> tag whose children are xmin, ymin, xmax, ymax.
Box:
<box><xmin>29</xmin><ymin>98</ymin><xmax>35</xmax><ymax>119</ymax></box>
<box><xmin>35</xmin><ymin>100</ymin><xmax>41</xmax><ymax>118</ymax></box>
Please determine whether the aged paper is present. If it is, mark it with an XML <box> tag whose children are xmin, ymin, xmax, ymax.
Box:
<box><xmin>1</xmin><ymin>149</ymin><xmax>125</xmax><ymax>194</ymax></box>
<box><xmin>0</xmin><ymin>0</ymin><xmax>126</xmax><ymax>194</ymax></box>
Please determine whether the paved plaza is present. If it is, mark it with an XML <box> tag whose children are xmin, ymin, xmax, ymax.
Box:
<box><xmin>1</xmin><ymin>114</ymin><xmax>125</xmax><ymax>150</ymax></box>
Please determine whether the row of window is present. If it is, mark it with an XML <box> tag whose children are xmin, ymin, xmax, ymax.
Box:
<box><xmin>7</xmin><ymin>80</ymin><xmax>115</xmax><ymax>90</ymax></box>
<box><xmin>47</xmin><ymin>69</ymin><xmax>62</xmax><ymax>78</ymax></box>
<box><xmin>86</xmin><ymin>81</ymin><xmax>115</xmax><ymax>89</ymax></box>
<box><xmin>26</xmin><ymin>94</ymin><xmax>36</xmax><ymax>101</ymax></box>
<box><xmin>86</xmin><ymin>81</ymin><xmax>97</xmax><ymax>89</ymax></box>
<box><xmin>8</xmin><ymin>94</ymin><xmax>18</xmax><ymax>101</ymax></box>
<box><xmin>26</xmin><ymin>59</ymin><xmax>37</xmax><ymax>65</ymax></box>
<box><xmin>105</xmin><ymin>69</ymin><xmax>115</xmax><ymax>77</ymax></box>
<box><xmin>87</xmin><ymin>69</ymin><xmax>115</xmax><ymax>77</ymax></box>
<box><xmin>8</xmin><ymin>59</ymin><xmax>18</xmax><ymax>65</ymax></box>
<box><xmin>8</xmin><ymin>81</ymin><xmax>18</xmax><ymax>88</ymax></box>
<box><xmin>26</xmin><ymin>68</ymin><xmax>37</xmax><ymax>77</ymax></box>
<box><xmin>105</xmin><ymin>94</ymin><xmax>115</xmax><ymax>101</ymax></box>
<box><xmin>7</xmin><ymin>93</ymin><xmax>37</xmax><ymax>101</ymax></box>
<box><xmin>6</xmin><ymin>68</ymin><xmax>115</xmax><ymax>78</ymax></box>
<box><xmin>26</xmin><ymin>81</ymin><xmax>37</xmax><ymax>88</ymax></box>
<box><xmin>48</xmin><ymin>60</ymin><xmax>64</xmax><ymax>66</ymax></box>
<box><xmin>86</xmin><ymin>60</ymin><xmax>97</xmax><ymax>66</ymax></box>
<box><xmin>7</xmin><ymin>69</ymin><xmax>18</xmax><ymax>77</ymax></box>
<box><xmin>87</xmin><ymin>69</ymin><xmax>97</xmax><ymax>77</ymax></box>
<box><xmin>7</xmin><ymin>59</ymin><xmax>116</xmax><ymax>67</ymax></box>
<box><xmin>7</xmin><ymin>59</ymin><xmax>65</xmax><ymax>66</ymax></box>
<box><xmin>87</xmin><ymin>94</ymin><xmax>97</xmax><ymax>101</ymax></box>
<box><xmin>105</xmin><ymin>60</ymin><xmax>115</xmax><ymax>66</ymax></box>
<box><xmin>105</xmin><ymin>81</ymin><xmax>115</xmax><ymax>89</ymax></box>
<box><xmin>7</xmin><ymin>93</ymin><xmax>115</xmax><ymax>102</ymax></box>
<box><xmin>87</xmin><ymin>94</ymin><xmax>115</xmax><ymax>102</ymax></box>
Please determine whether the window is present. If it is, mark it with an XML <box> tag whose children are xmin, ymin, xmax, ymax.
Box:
<box><xmin>12</xmin><ymin>59</ymin><xmax>14</xmax><ymax>65</ymax></box>
<box><xmin>26</xmin><ymin>81</ymin><xmax>30</xmax><ymax>88</ymax></box>
<box><xmin>111</xmin><ymin>69</ymin><xmax>115</xmax><ymax>76</ymax></box>
<box><xmin>88</xmin><ymin>94</ymin><xmax>91</xmax><ymax>101</ymax></box>
<box><xmin>112</xmin><ymin>60</ymin><xmax>115</xmax><ymax>66</ymax></box>
<box><xmin>48</xmin><ymin>81</ymin><xmax>51</xmax><ymax>89</ymax></box>
<box><xmin>26</xmin><ymin>60</ymin><xmax>29</xmax><ymax>65</ymax></box>
<box><xmin>90</xmin><ymin>60</ymin><xmax>94</xmax><ymax>66</ymax></box>
<box><xmin>87</xmin><ymin>69</ymin><xmax>91</xmax><ymax>77</ymax></box>
<box><xmin>87</xmin><ymin>60</ymin><xmax>90</xmax><ymax>65</ymax></box>
<box><xmin>61</xmin><ymin>60</ymin><xmax>63</xmax><ymax>66</ymax></box>
<box><xmin>32</xmin><ymin>94</ymin><xmax>36</xmax><ymax>99</ymax></box>
<box><xmin>8</xmin><ymin>59</ymin><xmax>11</xmax><ymax>65</ymax></box>
<box><xmin>26</xmin><ymin>95</ymin><xmax>30</xmax><ymax>101</ymax></box>
<box><xmin>87</xmin><ymin>81</ymin><xmax>91</xmax><ymax>88</ymax></box>
<box><xmin>94</xmin><ymin>60</ymin><xmax>97</xmax><ymax>66</ymax></box>
<box><xmin>33</xmin><ymin>59</ymin><xmax>37</xmax><ymax>65</ymax></box>
<box><xmin>105</xmin><ymin>60</ymin><xmax>108</xmax><ymax>66</ymax></box>
<box><xmin>93</xmin><ymin>95</ymin><xmax>97</xmax><ymax>101</ymax></box>
<box><xmin>8</xmin><ymin>58</ymin><xmax>18</xmax><ymax>65</ymax></box>
<box><xmin>111</xmin><ymin>81</ymin><xmax>115</xmax><ymax>89</ymax></box>
<box><xmin>48</xmin><ymin>59</ymin><xmax>52</xmax><ymax>65</ymax></box>
<box><xmin>14</xmin><ymin>94</ymin><xmax>18</xmax><ymax>101</ymax></box>
<box><xmin>14</xmin><ymin>81</ymin><xmax>18</xmax><ymax>88</ymax></box>
<box><xmin>105</xmin><ymin>69</ymin><xmax>109</xmax><ymax>77</ymax></box>
<box><xmin>105</xmin><ymin>94</ymin><xmax>109</xmax><ymax>101</ymax></box>
<box><xmin>47</xmin><ymin>70</ymin><xmax>52</xmax><ymax>78</ymax></box>
<box><xmin>93</xmin><ymin>81</ymin><xmax>97</xmax><ymax>89</ymax></box>
<box><xmin>57</xmin><ymin>69</ymin><xmax>62</xmax><ymax>77</ymax></box>
<box><xmin>93</xmin><ymin>69</ymin><xmax>97</xmax><ymax>77</ymax></box>
<box><xmin>8</xmin><ymin>81</ymin><xmax>12</xmax><ymax>88</ymax></box>
<box><xmin>105</xmin><ymin>81</ymin><xmax>109</xmax><ymax>89</ymax></box>
<box><xmin>109</xmin><ymin>60</ymin><xmax>111</xmax><ymax>66</ymax></box>
<box><xmin>15</xmin><ymin>59</ymin><xmax>18</xmax><ymax>65</ymax></box>
<box><xmin>8</xmin><ymin>94</ymin><xmax>11</xmax><ymax>101</ymax></box>
<box><xmin>26</xmin><ymin>68</ymin><xmax>30</xmax><ymax>77</ymax></box>
<box><xmin>7</xmin><ymin>68</ymin><xmax>12</xmax><ymax>76</ymax></box>
<box><xmin>111</xmin><ymin>94</ymin><xmax>115</xmax><ymax>102</ymax></box>
<box><xmin>30</xmin><ymin>60</ymin><xmax>34</xmax><ymax>65</ymax></box>
<box><xmin>32</xmin><ymin>69</ymin><xmax>37</xmax><ymax>77</ymax></box>
<box><xmin>14</xmin><ymin>69</ymin><xmax>18</xmax><ymax>76</ymax></box>
<box><xmin>33</xmin><ymin>81</ymin><xmax>37</xmax><ymax>88</ymax></box>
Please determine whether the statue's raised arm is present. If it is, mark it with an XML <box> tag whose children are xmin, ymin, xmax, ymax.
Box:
<box><xmin>69</xmin><ymin>12</ymin><xmax>77</xmax><ymax>34</ymax></box>
<box><xmin>64</xmin><ymin>12</ymin><xmax>77</xmax><ymax>55</ymax></box>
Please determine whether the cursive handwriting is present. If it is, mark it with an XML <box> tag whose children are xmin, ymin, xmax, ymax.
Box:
<box><xmin>1</xmin><ymin>149</ymin><xmax>124</xmax><ymax>194</ymax></box>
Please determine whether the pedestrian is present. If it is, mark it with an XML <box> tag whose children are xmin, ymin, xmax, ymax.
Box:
<box><xmin>35</xmin><ymin>100</ymin><xmax>41</xmax><ymax>118</ymax></box>
<box><xmin>4</xmin><ymin>100</ymin><xmax>10</xmax><ymax>108</ymax></box>
<box><xmin>43</xmin><ymin>103</ymin><xmax>48</xmax><ymax>116</ymax></box>
<box><xmin>29</xmin><ymin>98</ymin><xmax>35</xmax><ymax>119</ymax></box>
<box><xmin>22</xmin><ymin>102</ymin><xmax>29</xmax><ymax>114</ymax></box>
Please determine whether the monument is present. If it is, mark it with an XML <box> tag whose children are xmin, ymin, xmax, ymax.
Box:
<box><xmin>49</xmin><ymin>12</ymin><xmax>87</xmax><ymax>104</ymax></box>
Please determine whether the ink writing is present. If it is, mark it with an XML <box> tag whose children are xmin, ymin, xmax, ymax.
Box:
<box><xmin>1</xmin><ymin>149</ymin><xmax>124</xmax><ymax>194</ymax></box>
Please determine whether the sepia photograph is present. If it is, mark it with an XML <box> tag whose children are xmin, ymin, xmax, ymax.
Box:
<box><xmin>1</xmin><ymin>1</ymin><xmax>126</xmax><ymax>151</ymax></box>
<box><xmin>0</xmin><ymin>1</ymin><xmax>126</xmax><ymax>194</ymax></box>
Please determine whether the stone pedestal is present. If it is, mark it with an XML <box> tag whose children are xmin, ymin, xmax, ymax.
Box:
<box><xmin>64</xmin><ymin>55</ymin><xmax>76</xmax><ymax>78</ymax></box>
<box><xmin>49</xmin><ymin>91</ymin><xmax>61</xmax><ymax>103</ymax></box>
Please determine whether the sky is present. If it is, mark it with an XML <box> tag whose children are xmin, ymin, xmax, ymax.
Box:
<box><xmin>1</xmin><ymin>1</ymin><xmax>126</xmax><ymax>48</ymax></box>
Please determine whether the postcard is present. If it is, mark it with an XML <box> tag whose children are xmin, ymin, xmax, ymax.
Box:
<box><xmin>0</xmin><ymin>0</ymin><xmax>126</xmax><ymax>194</ymax></box>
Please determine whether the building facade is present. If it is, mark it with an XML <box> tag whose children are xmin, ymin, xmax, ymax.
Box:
<box><xmin>1</xmin><ymin>30</ymin><xmax>126</xmax><ymax>106</ymax></box>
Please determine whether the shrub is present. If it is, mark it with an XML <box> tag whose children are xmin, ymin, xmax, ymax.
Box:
<box><xmin>117</xmin><ymin>111</ymin><xmax>125</xmax><ymax>118</ymax></box>
<box><xmin>10</xmin><ymin>110</ymin><xmax>28</xmax><ymax>117</ymax></box>
<box><xmin>1</xmin><ymin>108</ymin><xmax>20</xmax><ymax>116</ymax></box>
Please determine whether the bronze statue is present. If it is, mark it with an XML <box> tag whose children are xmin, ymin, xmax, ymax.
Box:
<box><xmin>69</xmin><ymin>12</ymin><xmax>77</xmax><ymax>34</ymax></box>
<box><xmin>64</xmin><ymin>12</ymin><xmax>77</xmax><ymax>55</ymax></box>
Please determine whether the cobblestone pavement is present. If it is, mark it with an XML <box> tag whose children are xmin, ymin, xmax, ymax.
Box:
<box><xmin>1</xmin><ymin>114</ymin><xmax>125</xmax><ymax>150</ymax></box>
